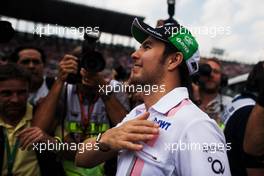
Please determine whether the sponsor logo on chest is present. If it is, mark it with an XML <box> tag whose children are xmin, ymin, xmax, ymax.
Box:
<box><xmin>154</xmin><ymin>117</ymin><xmax>171</xmax><ymax>130</ymax></box>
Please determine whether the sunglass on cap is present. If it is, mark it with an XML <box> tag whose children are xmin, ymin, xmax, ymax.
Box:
<box><xmin>131</xmin><ymin>18</ymin><xmax>200</xmax><ymax>75</ymax></box>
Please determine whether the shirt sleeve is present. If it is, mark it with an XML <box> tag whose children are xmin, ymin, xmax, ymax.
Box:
<box><xmin>177</xmin><ymin>119</ymin><xmax>231</xmax><ymax>176</ymax></box>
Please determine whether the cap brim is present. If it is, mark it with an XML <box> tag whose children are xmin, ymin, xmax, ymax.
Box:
<box><xmin>131</xmin><ymin>18</ymin><xmax>168</xmax><ymax>44</ymax></box>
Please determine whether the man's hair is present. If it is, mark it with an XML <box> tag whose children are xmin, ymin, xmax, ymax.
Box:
<box><xmin>206</xmin><ymin>57</ymin><xmax>222</xmax><ymax>71</ymax></box>
<box><xmin>161</xmin><ymin>42</ymin><xmax>193</xmax><ymax>98</ymax></box>
<box><xmin>0</xmin><ymin>63</ymin><xmax>31</xmax><ymax>84</ymax></box>
<box><xmin>162</xmin><ymin>43</ymin><xmax>191</xmax><ymax>87</ymax></box>
<box><xmin>9</xmin><ymin>46</ymin><xmax>46</xmax><ymax>64</ymax></box>
<box><xmin>246</xmin><ymin>61</ymin><xmax>264</xmax><ymax>93</ymax></box>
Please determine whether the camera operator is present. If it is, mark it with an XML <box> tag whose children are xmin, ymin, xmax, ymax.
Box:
<box><xmin>195</xmin><ymin>58</ymin><xmax>232</xmax><ymax>126</ymax></box>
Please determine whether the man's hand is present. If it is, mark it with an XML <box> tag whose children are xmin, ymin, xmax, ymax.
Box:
<box><xmin>58</xmin><ymin>54</ymin><xmax>78</xmax><ymax>82</ymax></box>
<box><xmin>100</xmin><ymin>112</ymin><xmax>159</xmax><ymax>151</ymax></box>
<box><xmin>17</xmin><ymin>127</ymin><xmax>56</xmax><ymax>150</ymax></box>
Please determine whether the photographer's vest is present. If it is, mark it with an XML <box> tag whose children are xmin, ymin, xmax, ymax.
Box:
<box><xmin>62</xmin><ymin>84</ymin><xmax>110</xmax><ymax>176</ymax></box>
<box><xmin>65</xmin><ymin>84</ymin><xmax>110</xmax><ymax>136</ymax></box>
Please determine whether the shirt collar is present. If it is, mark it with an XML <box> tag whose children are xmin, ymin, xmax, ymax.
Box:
<box><xmin>151</xmin><ymin>87</ymin><xmax>189</xmax><ymax>114</ymax></box>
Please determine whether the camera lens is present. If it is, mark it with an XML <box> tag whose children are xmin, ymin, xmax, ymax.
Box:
<box><xmin>199</xmin><ymin>64</ymin><xmax>212</xmax><ymax>77</ymax></box>
<box><xmin>81</xmin><ymin>51</ymin><xmax>105</xmax><ymax>72</ymax></box>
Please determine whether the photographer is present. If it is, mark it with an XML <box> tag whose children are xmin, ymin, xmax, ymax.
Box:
<box><xmin>22</xmin><ymin>36</ymin><xmax>130</xmax><ymax>175</ymax></box>
<box><xmin>195</xmin><ymin>58</ymin><xmax>232</xmax><ymax>126</ymax></box>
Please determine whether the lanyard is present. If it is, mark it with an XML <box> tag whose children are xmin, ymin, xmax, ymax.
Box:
<box><xmin>3</xmin><ymin>128</ymin><xmax>19</xmax><ymax>176</ymax></box>
<box><xmin>78</xmin><ymin>92</ymin><xmax>99</xmax><ymax>133</ymax></box>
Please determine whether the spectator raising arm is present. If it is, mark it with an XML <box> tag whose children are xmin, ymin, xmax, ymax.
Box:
<box><xmin>32</xmin><ymin>54</ymin><xmax>78</xmax><ymax>131</ymax></box>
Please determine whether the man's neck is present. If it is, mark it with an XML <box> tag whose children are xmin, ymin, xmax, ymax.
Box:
<box><xmin>31</xmin><ymin>77</ymin><xmax>44</xmax><ymax>92</ymax></box>
<box><xmin>143</xmin><ymin>82</ymin><xmax>179</xmax><ymax>110</ymax></box>
<box><xmin>200</xmin><ymin>91</ymin><xmax>218</xmax><ymax>106</ymax></box>
<box><xmin>77</xmin><ymin>84</ymin><xmax>98</xmax><ymax>100</ymax></box>
<box><xmin>142</xmin><ymin>72</ymin><xmax>181</xmax><ymax>110</ymax></box>
<box><xmin>2</xmin><ymin>117</ymin><xmax>21</xmax><ymax>127</ymax></box>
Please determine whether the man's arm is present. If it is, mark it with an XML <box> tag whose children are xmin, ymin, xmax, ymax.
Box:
<box><xmin>224</xmin><ymin>105</ymin><xmax>264</xmax><ymax>175</ymax></box>
<box><xmin>33</xmin><ymin>55</ymin><xmax>78</xmax><ymax>132</ymax></box>
<box><xmin>75</xmin><ymin>112</ymin><xmax>159</xmax><ymax>167</ymax></box>
<box><xmin>101</xmin><ymin>94</ymin><xmax>128</xmax><ymax>125</ymax></box>
<box><xmin>18</xmin><ymin>127</ymin><xmax>81</xmax><ymax>160</ymax></box>
<box><xmin>244</xmin><ymin>103</ymin><xmax>264</xmax><ymax>156</ymax></box>
<box><xmin>75</xmin><ymin>137</ymin><xmax>117</xmax><ymax>168</ymax></box>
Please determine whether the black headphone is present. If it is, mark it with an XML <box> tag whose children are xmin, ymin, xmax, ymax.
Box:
<box><xmin>220</xmin><ymin>73</ymin><xmax>228</xmax><ymax>87</ymax></box>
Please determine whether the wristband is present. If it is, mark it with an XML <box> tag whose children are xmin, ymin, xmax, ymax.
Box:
<box><xmin>54</xmin><ymin>136</ymin><xmax>62</xmax><ymax>143</ymax></box>
<box><xmin>96</xmin><ymin>133</ymin><xmax>111</xmax><ymax>152</ymax></box>
<box><xmin>51</xmin><ymin>136</ymin><xmax>63</xmax><ymax>154</ymax></box>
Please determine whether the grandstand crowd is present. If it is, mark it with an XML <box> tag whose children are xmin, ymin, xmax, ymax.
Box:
<box><xmin>0</xmin><ymin>31</ymin><xmax>253</xmax><ymax>78</ymax></box>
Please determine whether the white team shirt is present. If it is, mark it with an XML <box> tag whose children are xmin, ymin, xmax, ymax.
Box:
<box><xmin>116</xmin><ymin>87</ymin><xmax>231</xmax><ymax>176</ymax></box>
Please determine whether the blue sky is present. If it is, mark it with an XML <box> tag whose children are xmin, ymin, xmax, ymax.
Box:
<box><xmin>65</xmin><ymin>0</ymin><xmax>264</xmax><ymax>64</ymax></box>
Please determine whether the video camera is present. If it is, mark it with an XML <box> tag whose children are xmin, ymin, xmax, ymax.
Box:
<box><xmin>66</xmin><ymin>32</ymin><xmax>106</xmax><ymax>84</ymax></box>
<box><xmin>192</xmin><ymin>64</ymin><xmax>228</xmax><ymax>87</ymax></box>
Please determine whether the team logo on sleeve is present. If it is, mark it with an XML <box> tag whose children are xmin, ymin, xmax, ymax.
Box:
<box><xmin>208</xmin><ymin>157</ymin><xmax>225</xmax><ymax>174</ymax></box>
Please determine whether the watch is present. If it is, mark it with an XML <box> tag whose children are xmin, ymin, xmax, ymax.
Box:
<box><xmin>100</xmin><ymin>90</ymin><xmax>114</xmax><ymax>101</ymax></box>
<box><xmin>96</xmin><ymin>133</ymin><xmax>111</xmax><ymax>152</ymax></box>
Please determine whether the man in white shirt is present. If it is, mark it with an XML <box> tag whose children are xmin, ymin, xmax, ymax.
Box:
<box><xmin>75</xmin><ymin>18</ymin><xmax>231</xmax><ymax>176</ymax></box>
<box><xmin>10</xmin><ymin>46</ymin><xmax>52</xmax><ymax>106</ymax></box>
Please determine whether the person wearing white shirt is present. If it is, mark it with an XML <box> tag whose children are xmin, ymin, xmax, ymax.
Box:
<box><xmin>75</xmin><ymin>18</ymin><xmax>231</xmax><ymax>176</ymax></box>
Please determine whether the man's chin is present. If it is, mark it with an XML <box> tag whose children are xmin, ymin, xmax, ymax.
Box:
<box><xmin>129</xmin><ymin>74</ymin><xmax>143</xmax><ymax>84</ymax></box>
<box><xmin>204</xmin><ymin>87</ymin><xmax>218</xmax><ymax>94</ymax></box>
<box><xmin>129</xmin><ymin>79</ymin><xmax>142</xmax><ymax>86</ymax></box>
<box><xmin>6</xmin><ymin>111</ymin><xmax>24</xmax><ymax>121</ymax></box>
<box><xmin>31</xmin><ymin>75</ymin><xmax>43</xmax><ymax>83</ymax></box>
<box><xmin>78</xmin><ymin>84</ymin><xmax>97</xmax><ymax>94</ymax></box>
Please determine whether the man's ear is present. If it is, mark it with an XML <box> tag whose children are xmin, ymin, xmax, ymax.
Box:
<box><xmin>167</xmin><ymin>52</ymin><xmax>183</xmax><ymax>71</ymax></box>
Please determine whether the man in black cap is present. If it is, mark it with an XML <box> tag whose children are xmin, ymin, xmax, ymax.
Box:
<box><xmin>75</xmin><ymin>18</ymin><xmax>231</xmax><ymax>176</ymax></box>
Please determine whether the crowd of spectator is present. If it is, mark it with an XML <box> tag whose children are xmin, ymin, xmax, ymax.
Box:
<box><xmin>1</xmin><ymin>24</ymin><xmax>264</xmax><ymax>176</ymax></box>
<box><xmin>0</xmin><ymin>31</ymin><xmax>253</xmax><ymax>78</ymax></box>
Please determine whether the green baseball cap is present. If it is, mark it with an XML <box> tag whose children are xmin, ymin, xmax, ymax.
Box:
<box><xmin>131</xmin><ymin>18</ymin><xmax>200</xmax><ymax>75</ymax></box>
